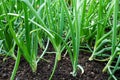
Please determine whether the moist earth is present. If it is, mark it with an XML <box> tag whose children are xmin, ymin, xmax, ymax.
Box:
<box><xmin>0</xmin><ymin>52</ymin><xmax>108</xmax><ymax>80</ymax></box>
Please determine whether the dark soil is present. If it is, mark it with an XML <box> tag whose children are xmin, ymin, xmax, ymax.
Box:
<box><xmin>0</xmin><ymin>52</ymin><xmax>109</xmax><ymax>80</ymax></box>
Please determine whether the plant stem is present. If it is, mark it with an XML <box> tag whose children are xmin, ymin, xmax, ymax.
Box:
<box><xmin>10</xmin><ymin>48</ymin><xmax>21</xmax><ymax>80</ymax></box>
<box><xmin>103</xmin><ymin>0</ymin><xmax>118</xmax><ymax>72</ymax></box>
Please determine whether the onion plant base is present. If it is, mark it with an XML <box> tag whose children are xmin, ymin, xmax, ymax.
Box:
<box><xmin>30</xmin><ymin>61</ymin><xmax>37</xmax><ymax>73</ymax></box>
<box><xmin>70</xmin><ymin>64</ymin><xmax>84</xmax><ymax>77</ymax></box>
<box><xmin>89</xmin><ymin>54</ymin><xmax>95</xmax><ymax>61</ymax></box>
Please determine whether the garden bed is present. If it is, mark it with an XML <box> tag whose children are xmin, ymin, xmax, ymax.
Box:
<box><xmin>0</xmin><ymin>0</ymin><xmax>120</xmax><ymax>80</ymax></box>
<box><xmin>0</xmin><ymin>52</ymin><xmax>108</xmax><ymax>80</ymax></box>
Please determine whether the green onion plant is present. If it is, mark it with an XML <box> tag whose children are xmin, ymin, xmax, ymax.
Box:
<box><xmin>61</xmin><ymin>0</ymin><xmax>85</xmax><ymax>76</ymax></box>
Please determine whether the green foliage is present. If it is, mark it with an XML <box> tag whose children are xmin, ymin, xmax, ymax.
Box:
<box><xmin>0</xmin><ymin>0</ymin><xmax>120</xmax><ymax>80</ymax></box>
